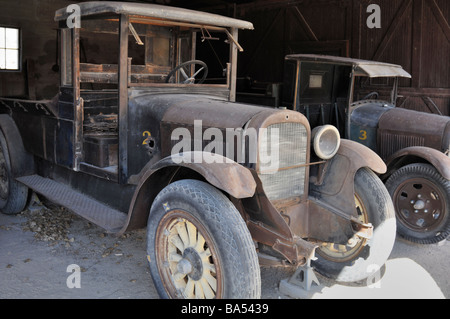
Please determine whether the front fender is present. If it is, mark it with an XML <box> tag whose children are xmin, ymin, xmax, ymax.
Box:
<box><xmin>385</xmin><ymin>146</ymin><xmax>450</xmax><ymax>180</ymax></box>
<box><xmin>308</xmin><ymin>139</ymin><xmax>386</xmax><ymax>243</ymax></box>
<box><xmin>119</xmin><ymin>152</ymin><xmax>256</xmax><ymax>234</ymax></box>
<box><xmin>338</xmin><ymin>139</ymin><xmax>387</xmax><ymax>175</ymax></box>
<box><xmin>311</xmin><ymin>139</ymin><xmax>386</xmax><ymax>199</ymax></box>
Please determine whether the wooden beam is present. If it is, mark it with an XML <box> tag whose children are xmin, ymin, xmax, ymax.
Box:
<box><xmin>72</xmin><ymin>27</ymin><xmax>82</xmax><ymax>171</ymax></box>
<box><xmin>229</xmin><ymin>27</ymin><xmax>239</xmax><ymax>102</ymax></box>
<box><xmin>293</xmin><ymin>7</ymin><xmax>318</xmax><ymax>42</ymax></box>
<box><xmin>243</xmin><ymin>8</ymin><xmax>283</xmax><ymax>75</ymax></box>
<box><xmin>118</xmin><ymin>14</ymin><xmax>129</xmax><ymax>184</ymax></box>
<box><xmin>372</xmin><ymin>0</ymin><xmax>413</xmax><ymax>61</ymax></box>
<box><xmin>411</xmin><ymin>0</ymin><xmax>423</xmax><ymax>88</ymax></box>
<box><xmin>428</xmin><ymin>0</ymin><xmax>450</xmax><ymax>43</ymax></box>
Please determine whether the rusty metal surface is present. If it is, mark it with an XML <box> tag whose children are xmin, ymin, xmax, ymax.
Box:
<box><xmin>286</xmin><ymin>54</ymin><xmax>411</xmax><ymax>78</ymax></box>
<box><xmin>307</xmin><ymin>139</ymin><xmax>386</xmax><ymax>244</ymax></box>
<box><xmin>54</xmin><ymin>1</ymin><xmax>254</xmax><ymax>30</ymax></box>
<box><xmin>160</xmin><ymin>94</ymin><xmax>271</xmax><ymax>132</ymax></box>
<box><xmin>385</xmin><ymin>147</ymin><xmax>450</xmax><ymax>181</ymax></box>
<box><xmin>151</xmin><ymin>152</ymin><xmax>257</xmax><ymax>199</ymax></box>
<box><xmin>120</xmin><ymin>152</ymin><xmax>257</xmax><ymax>235</ymax></box>
<box><xmin>378</xmin><ymin>107</ymin><xmax>450</xmax><ymax>159</ymax></box>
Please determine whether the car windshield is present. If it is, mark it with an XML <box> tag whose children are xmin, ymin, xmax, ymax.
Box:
<box><xmin>73</xmin><ymin>18</ymin><xmax>234</xmax><ymax>92</ymax></box>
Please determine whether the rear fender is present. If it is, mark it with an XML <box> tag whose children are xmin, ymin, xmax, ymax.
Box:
<box><xmin>384</xmin><ymin>146</ymin><xmax>450</xmax><ymax>181</ymax></box>
<box><xmin>0</xmin><ymin>114</ymin><xmax>34</xmax><ymax>177</ymax></box>
<box><xmin>119</xmin><ymin>152</ymin><xmax>256</xmax><ymax>233</ymax></box>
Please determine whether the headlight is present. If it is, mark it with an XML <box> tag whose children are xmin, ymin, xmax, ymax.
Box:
<box><xmin>312</xmin><ymin>125</ymin><xmax>341</xmax><ymax>160</ymax></box>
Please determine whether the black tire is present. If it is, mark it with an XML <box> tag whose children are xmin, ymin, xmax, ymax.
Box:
<box><xmin>0</xmin><ymin>130</ymin><xmax>28</xmax><ymax>215</ymax></box>
<box><xmin>313</xmin><ymin>168</ymin><xmax>396</xmax><ymax>282</ymax></box>
<box><xmin>146</xmin><ymin>179</ymin><xmax>261</xmax><ymax>299</ymax></box>
<box><xmin>385</xmin><ymin>163</ymin><xmax>450</xmax><ymax>244</ymax></box>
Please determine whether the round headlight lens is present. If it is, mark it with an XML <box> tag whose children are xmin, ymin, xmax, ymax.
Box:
<box><xmin>312</xmin><ymin>125</ymin><xmax>341</xmax><ymax>160</ymax></box>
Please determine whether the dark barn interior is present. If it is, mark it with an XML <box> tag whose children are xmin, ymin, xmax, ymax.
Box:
<box><xmin>0</xmin><ymin>0</ymin><xmax>448</xmax><ymax>115</ymax></box>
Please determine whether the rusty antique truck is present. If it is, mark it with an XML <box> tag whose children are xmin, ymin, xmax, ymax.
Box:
<box><xmin>0</xmin><ymin>2</ymin><xmax>396</xmax><ymax>298</ymax></box>
<box><xmin>282</xmin><ymin>54</ymin><xmax>450</xmax><ymax>244</ymax></box>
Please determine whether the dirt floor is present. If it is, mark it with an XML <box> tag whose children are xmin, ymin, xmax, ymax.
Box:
<box><xmin>0</xmin><ymin>205</ymin><xmax>448</xmax><ymax>299</ymax></box>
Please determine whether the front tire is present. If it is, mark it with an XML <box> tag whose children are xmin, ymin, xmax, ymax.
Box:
<box><xmin>146</xmin><ymin>179</ymin><xmax>261</xmax><ymax>299</ymax></box>
<box><xmin>312</xmin><ymin>168</ymin><xmax>396</xmax><ymax>282</ymax></box>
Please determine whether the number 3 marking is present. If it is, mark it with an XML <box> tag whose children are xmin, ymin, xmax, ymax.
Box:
<box><xmin>359</xmin><ymin>130</ymin><xmax>368</xmax><ymax>141</ymax></box>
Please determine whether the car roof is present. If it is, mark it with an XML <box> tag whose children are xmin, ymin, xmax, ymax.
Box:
<box><xmin>55</xmin><ymin>1</ymin><xmax>254</xmax><ymax>30</ymax></box>
<box><xmin>286</xmin><ymin>54</ymin><xmax>411</xmax><ymax>78</ymax></box>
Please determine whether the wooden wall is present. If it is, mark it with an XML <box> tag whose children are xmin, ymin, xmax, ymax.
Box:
<box><xmin>233</xmin><ymin>0</ymin><xmax>450</xmax><ymax>115</ymax></box>
<box><xmin>0</xmin><ymin>0</ymin><xmax>72</xmax><ymax>100</ymax></box>
<box><xmin>0</xmin><ymin>0</ymin><xmax>448</xmax><ymax>115</ymax></box>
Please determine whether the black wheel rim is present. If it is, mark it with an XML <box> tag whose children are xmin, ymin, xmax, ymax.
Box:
<box><xmin>393</xmin><ymin>177</ymin><xmax>446</xmax><ymax>232</ymax></box>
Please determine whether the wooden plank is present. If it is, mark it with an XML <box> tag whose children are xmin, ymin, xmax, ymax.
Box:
<box><xmin>118</xmin><ymin>14</ymin><xmax>129</xmax><ymax>184</ymax></box>
<box><xmin>229</xmin><ymin>27</ymin><xmax>238</xmax><ymax>102</ymax></box>
<box><xmin>293</xmin><ymin>7</ymin><xmax>318</xmax><ymax>42</ymax></box>
<box><xmin>243</xmin><ymin>8</ymin><xmax>283</xmax><ymax>75</ymax></box>
<box><xmin>411</xmin><ymin>0</ymin><xmax>424</xmax><ymax>88</ymax></box>
<box><xmin>26</xmin><ymin>59</ymin><xmax>37</xmax><ymax>100</ymax></box>
<box><xmin>372</xmin><ymin>0</ymin><xmax>413</xmax><ymax>61</ymax></box>
<box><xmin>428</xmin><ymin>0</ymin><xmax>450</xmax><ymax>43</ymax></box>
<box><xmin>72</xmin><ymin>27</ymin><xmax>83</xmax><ymax>171</ymax></box>
<box><xmin>80</xmin><ymin>63</ymin><xmax>171</xmax><ymax>75</ymax></box>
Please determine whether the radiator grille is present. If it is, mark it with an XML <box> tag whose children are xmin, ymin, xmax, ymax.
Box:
<box><xmin>379</xmin><ymin>132</ymin><xmax>425</xmax><ymax>160</ymax></box>
<box><xmin>258</xmin><ymin>123</ymin><xmax>308</xmax><ymax>201</ymax></box>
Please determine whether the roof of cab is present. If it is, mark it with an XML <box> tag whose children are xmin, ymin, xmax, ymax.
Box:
<box><xmin>55</xmin><ymin>1</ymin><xmax>254</xmax><ymax>30</ymax></box>
<box><xmin>286</xmin><ymin>54</ymin><xmax>411</xmax><ymax>78</ymax></box>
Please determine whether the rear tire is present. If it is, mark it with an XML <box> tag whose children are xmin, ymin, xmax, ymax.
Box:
<box><xmin>0</xmin><ymin>130</ymin><xmax>28</xmax><ymax>215</ymax></box>
<box><xmin>313</xmin><ymin>168</ymin><xmax>396</xmax><ymax>282</ymax></box>
<box><xmin>146</xmin><ymin>179</ymin><xmax>261</xmax><ymax>299</ymax></box>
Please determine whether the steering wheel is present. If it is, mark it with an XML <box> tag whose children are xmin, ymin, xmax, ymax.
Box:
<box><xmin>362</xmin><ymin>91</ymin><xmax>379</xmax><ymax>100</ymax></box>
<box><xmin>165</xmin><ymin>60</ymin><xmax>208</xmax><ymax>84</ymax></box>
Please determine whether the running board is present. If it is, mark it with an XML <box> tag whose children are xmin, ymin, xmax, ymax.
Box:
<box><xmin>16</xmin><ymin>175</ymin><xmax>127</xmax><ymax>233</ymax></box>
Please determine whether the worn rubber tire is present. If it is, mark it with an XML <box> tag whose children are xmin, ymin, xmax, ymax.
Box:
<box><xmin>385</xmin><ymin>163</ymin><xmax>450</xmax><ymax>244</ymax></box>
<box><xmin>0</xmin><ymin>130</ymin><xmax>28</xmax><ymax>215</ymax></box>
<box><xmin>313</xmin><ymin>168</ymin><xmax>396</xmax><ymax>282</ymax></box>
<box><xmin>147</xmin><ymin>179</ymin><xmax>261</xmax><ymax>299</ymax></box>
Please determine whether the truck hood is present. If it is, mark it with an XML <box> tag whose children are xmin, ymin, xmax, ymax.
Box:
<box><xmin>129</xmin><ymin>92</ymin><xmax>278</xmax><ymax>129</ymax></box>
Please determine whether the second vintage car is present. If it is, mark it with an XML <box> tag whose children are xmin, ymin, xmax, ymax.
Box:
<box><xmin>283</xmin><ymin>54</ymin><xmax>449</xmax><ymax>244</ymax></box>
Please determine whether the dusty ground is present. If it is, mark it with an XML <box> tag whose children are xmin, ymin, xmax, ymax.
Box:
<box><xmin>0</xmin><ymin>205</ymin><xmax>448</xmax><ymax>299</ymax></box>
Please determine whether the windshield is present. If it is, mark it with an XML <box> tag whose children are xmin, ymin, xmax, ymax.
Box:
<box><xmin>72</xmin><ymin>17</ymin><xmax>234</xmax><ymax>92</ymax></box>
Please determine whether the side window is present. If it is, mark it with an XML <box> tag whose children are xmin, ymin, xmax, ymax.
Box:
<box><xmin>0</xmin><ymin>26</ymin><xmax>20</xmax><ymax>71</ymax></box>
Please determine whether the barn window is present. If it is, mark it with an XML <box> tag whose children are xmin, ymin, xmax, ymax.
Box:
<box><xmin>0</xmin><ymin>27</ymin><xmax>20</xmax><ymax>71</ymax></box>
